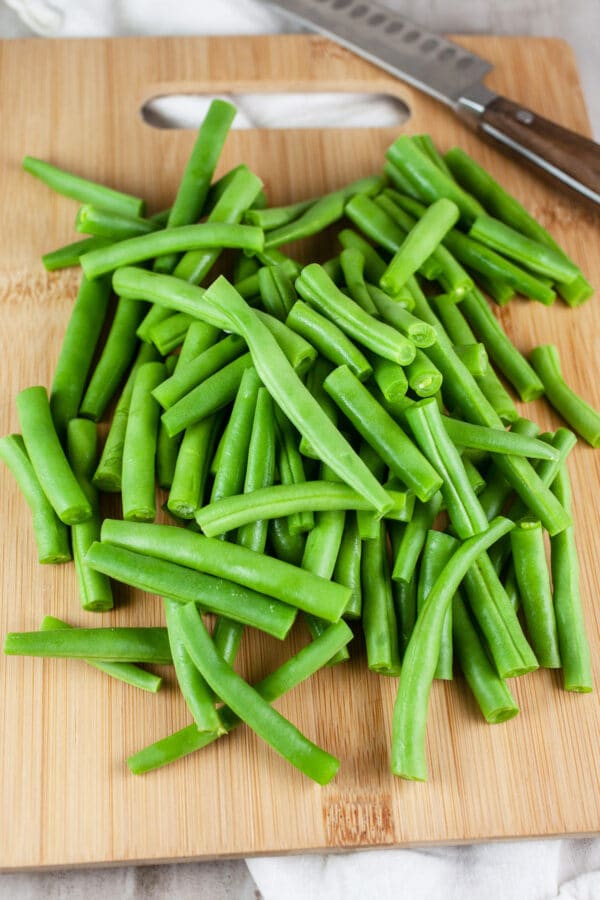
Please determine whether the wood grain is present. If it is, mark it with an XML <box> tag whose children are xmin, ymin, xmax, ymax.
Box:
<box><xmin>0</xmin><ymin>34</ymin><xmax>599</xmax><ymax>871</ymax></box>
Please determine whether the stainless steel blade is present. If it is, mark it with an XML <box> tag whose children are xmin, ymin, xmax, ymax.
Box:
<box><xmin>263</xmin><ymin>0</ymin><xmax>495</xmax><ymax>111</ymax></box>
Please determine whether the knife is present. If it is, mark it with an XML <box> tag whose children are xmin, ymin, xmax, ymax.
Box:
<box><xmin>261</xmin><ymin>0</ymin><xmax>600</xmax><ymax>206</ymax></box>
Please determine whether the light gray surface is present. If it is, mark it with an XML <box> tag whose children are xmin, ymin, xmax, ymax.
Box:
<box><xmin>0</xmin><ymin>1</ymin><xmax>598</xmax><ymax>897</ymax></box>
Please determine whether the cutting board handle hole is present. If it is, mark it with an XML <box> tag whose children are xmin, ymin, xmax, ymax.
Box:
<box><xmin>140</xmin><ymin>91</ymin><xmax>410</xmax><ymax>130</ymax></box>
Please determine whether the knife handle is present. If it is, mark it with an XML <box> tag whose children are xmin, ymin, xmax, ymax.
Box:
<box><xmin>479</xmin><ymin>96</ymin><xmax>600</xmax><ymax>206</ymax></box>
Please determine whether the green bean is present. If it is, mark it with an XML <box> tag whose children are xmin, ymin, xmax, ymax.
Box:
<box><xmin>297</xmin><ymin>264</ymin><xmax>416</xmax><ymax>365</ymax></box>
<box><xmin>452</xmin><ymin>594</ymin><xmax>519</xmax><ymax>723</ymax></box>
<box><xmin>339</xmin><ymin>248</ymin><xmax>379</xmax><ymax>314</ymax></box>
<box><xmin>50</xmin><ymin>275</ymin><xmax>112</xmax><ymax>442</ymax></box>
<box><xmin>361</xmin><ymin>521</ymin><xmax>401</xmax><ymax>675</ymax></box>
<box><xmin>475</xmin><ymin>270</ymin><xmax>516</xmax><ymax>306</ymax></box>
<box><xmin>443</xmin><ymin>417</ymin><xmax>560</xmax><ymax>461</ymax></box>
<box><xmin>405</xmin><ymin>349</ymin><xmax>443</xmax><ymax>397</ymax></box>
<box><xmin>161</xmin><ymin>353</ymin><xmax>253</xmax><ymax>437</ymax></box>
<box><xmin>156</xmin><ymin>416</ymin><xmax>181</xmax><ymax>490</ymax></box>
<box><xmin>127</xmin><ymin>619</ymin><xmax>352</xmax><ymax>773</ymax></box>
<box><xmin>510</xmin><ymin>520</ymin><xmax>560</xmax><ymax>668</ymax></box>
<box><xmin>550</xmin><ymin>460</ymin><xmax>593</xmax><ymax>692</ymax></box>
<box><xmin>170</xmin><ymin>603</ymin><xmax>339</xmax><ymax>783</ymax></box>
<box><xmin>256</xmin><ymin>310</ymin><xmax>317</xmax><ymax>377</ymax></box>
<box><xmin>164</xmin><ymin>598</ymin><xmax>223</xmax><ymax>733</ymax></box>
<box><xmin>173</xmin><ymin>166</ymin><xmax>263</xmax><ymax>285</ymax></box>
<box><xmin>178</xmin><ymin>319</ymin><xmax>221</xmax><ymax>368</ymax></box>
<box><xmin>276</xmin><ymin>407</ymin><xmax>314</xmax><ymax>536</ymax></box>
<box><xmin>383</xmin><ymin>159</ymin><xmax>424</xmax><ymax>199</ymax></box>
<box><xmin>355</xmin><ymin>441</ymin><xmax>387</xmax><ymax>541</ymax></box>
<box><xmin>121</xmin><ymin>361</ymin><xmax>165</xmax><ymax>521</ymax></box>
<box><xmin>366</xmin><ymin>291</ymin><xmax>437</xmax><ymax>348</ymax></box>
<box><xmin>67</xmin><ymin>418</ymin><xmax>113</xmax><ymax>611</ymax></box>
<box><xmin>463</xmin><ymin>457</ymin><xmax>485</xmax><ymax>496</ymax></box>
<box><xmin>530</xmin><ymin>344</ymin><xmax>600</xmax><ymax>447</ymax></box>
<box><xmin>154</xmin><ymin>334</ymin><xmax>245</xmax><ymax>410</ymax></box>
<box><xmin>443</xmin><ymin>146</ymin><xmax>592</xmax><ymax>306</ymax></box>
<box><xmin>469</xmin><ymin>214</ymin><xmax>580</xmax><ymax>284</ymax></box>
<box><xmin>210</xmin><ymin>368</ymin><xmax>260</xmax><ymax>532</ymax></box>
<box><xmin>92</xmin><ymin>342</ymin><xmax>160</xmax><ymax>492</ymax></box>
<box><xmin>370</xmin><ymin>355</ymin><xmax>408</xmax><ymax>403</ymax></box>
<box><xmin>233</xmin><ymin>252</ymin><xmax>260</xmax><ymax>283</ymax></box>
<box><xmin>257</xmin><ymin>265</ymin><xmax>296</xmax><ymax>319</ymax></box>
<box><xmin>84</xmin><ymin>542</ymin><xmax>296</xmax><ymax>639</ymax></box>
<box><xmin>149</xmin><ymin>313</ymin><xmax>193</xmax><ymax>355</ymax></box>
<box><xmin>391</xmin><ymin>516</ymin><xmax>514</xmax><ymax>780</ymax></box>
<box><xmin>417</xmin><ymin>530</ymin><xmax>455</xmax><ymax>680</ymax></box>
<box><xmin>136</xmin><ymin>304</ymin><xmax>176</xmax><ymax>345</ymax></box>
<box><xmin>0</xmin><ymin>434</ymin><xmax>71</xmax><ymax>563</ymax></box>
<box><xmin>338</xmin><ymin>229</ymin><xmax>387</xmax><ymax>283</ymax></box>
<box><xmin>22</xmin><ymin>155</ymin><xmax>144</xmax><ymax>217</ymax></box>
<box><xmin>76</xmin><ymin>204</ymin><xmax>156</xmax><ymax>240</ymax></box>
<box><xmin>391</xmin><ymin>492</ymin><xmax>442</xmax><ymax>583</ymax></box>
<box><xmin>202</xmin><ymin>277</ymin><xmax>393</xmax><ymax>514</ymax></box>
<box><xmin>195</xmin><ymin>481</ymin><xmax>411</xmax><ymax>537</ymax></box>
<box><xmin>152</xmin><ymin>99</ymin><xmax>236</xmax><ymax>273</ymax></box>
<box><xmin>345</xmin><ymin>193</ymin><xmax>408</xmax><ymax>255</ymax></box>
<box><xmin>462</xmin><ymin>555</ymin><xmax>538</xmax><ymax>678</ymax></box>
<box><xmin>4</xmin><ymin>626</ymin><xmax>172</xmax><ymax>663</ymax></box>
<box><xmin>236</xmin><ymin>388</ymin><xmax>276</xmax><ymax>553</ymax></box>
<box><xmin>380</xmin><ymin>198</ymin><xmax>460</xmax><ymax>294</ymax></box>
<box><xmin>332</xmin><ymin>512</ymin><xmax>362</xmax><ymax>619</ymax></box>
<box><xmin>408</xmin><ymin>287</ymin><xmax>569</xmax><ymax>533</ymax></box>
<box><xmin>80</xmin><ymin>297</ymin><xmax>148</xmax><ymax>422</ymax></box>
<box><xmin>453</xmin><ymin>343</ymin><xmax>488</xmax><ymax>378</ymax></box>
<box><xmin>324</xmin><ymin>365</ymin><xmax>442</xmax><ymax>502</ymax></box>
<box><xmin>101</xmin><ymin>519</ymin><xmax>350</xmax><ymax>622</ymax></box>
<box><xmin>404</xmin><ymin>398</ymin><xmax>488</xmax><ymax>538</ymax></box>
<box><xmin>245</xmin><ymin>197</ymin><xmax>315</xmax><ymax>230</ymax></box>
<box><xmin>264</xmin><ymin>174</ymin><xmax>383</xmax><ymax>249</ymax></box>
<box><xmin>386</xmin><ymin>136</ymin><xmax>484</xmax><ymax>225</ymax></box>
<box><xmin>40</xmin><ymin>616</ymin><xmax>162</xmax><ymax>692</ymax></box>
<box><xmin>298</xmin><ymin>357</ymin><xmax>338</xmax><ymax>459</ymax></box>
<box><xmin>80</xmin><ymin>223</ymin><xmax>264</xmax><ymax>280</ymax></box>
<box><xmin>268</xmin><ymin>516</ymin><xmax>306</xmax><ymax>566</ymax></box>
<box><xmin>412</xmin><ymin>134</ymin><xmax>454</xmax><ymax>178</ymax></box>
<box><xmin>42</xmin><ymin>236</ymin><xmax>111</xmax><ymax>271</ymax></box>
<box><xmin>16</xmin><ymin>386</ymin><xmax>92</xmax><ymax>525</ymax></box>
<box><xmin>286</xmin><ymin>300</ymin><xmax>372</xmax><ymax>381</ymax></box>
<box><xmin>167</xmin><ymin>415</ymin><xmax>221</xmax><ymax>519</ymax></box>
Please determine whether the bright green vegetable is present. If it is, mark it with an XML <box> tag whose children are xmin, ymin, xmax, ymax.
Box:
<box><xmin>530</xmin><ymin>344</ymin><xmax>600</xmax><ymax>447</ymax></box>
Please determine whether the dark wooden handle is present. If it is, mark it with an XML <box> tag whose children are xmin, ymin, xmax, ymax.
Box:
<box><xmin>480</xmin><ymin>96</ymin><xmax>600</xmax><ymax>205</ymax></box>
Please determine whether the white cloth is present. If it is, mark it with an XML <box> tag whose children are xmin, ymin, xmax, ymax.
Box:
<box><xmin>1</xmin><ymin>2</ymin><xmax>599</xmax><ymax>899</ymax></box>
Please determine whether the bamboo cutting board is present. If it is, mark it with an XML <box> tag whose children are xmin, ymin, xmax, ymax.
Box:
<box><xmin>0</xmin><ymin>34</ymin><xmax>599</xmax><ymax>871</ymax></box>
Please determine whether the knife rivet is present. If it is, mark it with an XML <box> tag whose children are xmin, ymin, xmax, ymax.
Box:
<box><xmin>515</xmin><ymin>108</ymin><xmax>535</xmax><ymax>125</ymax></box>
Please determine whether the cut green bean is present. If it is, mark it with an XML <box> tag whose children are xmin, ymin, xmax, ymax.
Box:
<box><xmin>92</xmin><ymin>342</ymin><xmax>160</xmax><ymax>492</ymax></box>
<box><xmin>469</xmin><ymin>214</ymin><xmax>580</xmax><ymax>283</ymax></box>
<box><xmin>127</xmin><ymin>619</ymin><xmax>352</xmax><ymax>773</ymax></box>
<box><xmin>17</xmin><ymin>386</ymin><xmax>92</xmax><ymax>525</ymax></box>
<box><xmin>50</xmin><ymin>275</ymin><xmax>112</xmax><ymax>441</ymax></box>
<box><xmin>510</xmin><ymin>519</ymin><xmax>560</xmax><ymax>668</ymax></box>
<box><xmin>417</xmin><ymin>530</ymin><xmax>455</xmax><ymax>680</ymax></box>
<box><xmin>161</xmin><ymin>353</ymin><xmax>253</xmax><ymax>437</ymax></box>
<box><xmin>276</xmin><ymin>407</ymin><xmax>314</xmax><ymax>536</ymax></box>
<box><xmin>361</xmin><ymin>521</ymin><xmax>401</xmax><ymax>675</ymax></box>
<box><xmin>174</xmin><ymin>602</ymin><xmax>339</xmax><ymax>784</ymax></box>
<box><xmin>156</xmin><ymin>415</ymin><xmax>181</xmax><ymax>490</ymax></box>
<box><xmin>154</xmin><ymin>334</ymin><xmax>245</xmax><ymax>410</ymax></box>
<box><xmin>178</xmin><ymin>319</ymin><xmax>221</xmax><ymax>368</ymax></box>
<box><xmin>40</xmin><ymin>616</ymin><xmax>162</xmax><ymax>692</ymax></box>
<box><xmin>324</xmin><ymin>364</ymin><xmax>442</xmax><ymax>502</ymax></box>
<box><xmin>256</xmin><ymin>310</ymin><xmax>317</xmax><ymax>377</ymax></box>
<box><xmin>338</xmin><ymin>229</ymin><xmax>387</xmax><ymax>283</ymax></box>
<box><xmin>453</xmin><ymin>343</ymin><xmax>488</xmax><ymax>378</ymax></box>
<box><xmin>530</xmin><ymin>344</ymin><xmax>600</xmax><ymax>447</ymax></box>
<box><xmin>4</xmin><ymin>626</ymin><xmax>172</xmax><ymax>663</ymax></box>
<box><xmin>167</xmin><ymin>415</ymin><xmax>221</xmax><ymax>519</ymax></box>
<box><xmin>550</xmin><ymin>460</ymin><xmax>593</xmax><ymax>691</ymax></box>
<box><xmin>23</xmin><ymin>155</ymin><xmax>144</xmax><ymax>217</ymax></box>
<box><xmin>202</xmin><ymin>277</ymin><xmax>393</xmax><ymax>514</ymax></box>
<box><xmin>286</xmin><ymin>300</ymin><xmax>372</xmax><ymax>381</ymax></box>
<box><xmin>257</xmin><ymin>265</ymin><xmax>296</xmax><ymax>320</ymax></box>
<box><xmin>405</xmin><ymin>349</ymin><xmax>443</xmax><ymax>397</ymax></box>
<box><xmin>367</xmin><ymin>291</ymin><xmax>437</xmax><ymax>348</ymax></box>
<box><xmin>149</xmin><ymin>313</ymin><xmax>194</xmax><ymax>356</ymax></box>
<box><xmin>121</xmin><ymin>361</ymin><xmax>165</xmax><ymax>521</ymax></box>
<box><xmin>339</xmin><ymin>247</ymin><xmax>379</xmax><ymax>314</ymax></box>
<box><xmin>76</xmin><ymin>204</ymin><xmax>156</xmax><ymax>241</ymax></box>
<box><xmin>0</xmin><ymin>434</ymin><xmax>71</xmax><ymax>563</ymax></box>
<box><xmin>80</xmin><ymin>297</ymin><xmax>148</xmax><ymax>422</ymax></box>
<box><xmin>331</xmin><ymin>512</ymin><xmax>362</xmax><ymax>619</ymax></box>
<box><xmin>370</xmin><ymin>355</ymin><xmax>409</xmax><ymax>403</ymax></box>
<box><xmin>245</xmin><ymin>197</ymin><xmax>315</xmax><ymax>230</ymax></box>
<box><xmin>236</xmin><ymin>388</ymin><xmax>276</xmax><ymax>552</ymax></box>
<box><xmin>391</xmin><ymin>492</ymin><xmax>442</xmax><ymax>583</ymax></box>
<box><xmin>443</xmin><ymin>417</ymin><xmax>560</xmax><ymax>461</ymax></box>
<box><xmin>164</xmin><ymin>598</ymin><xmax>224</xmax><ymax>733</ymax></box>
<box><xmin>67</xmin><ymin>418</ymin><xmax>113</xmax><ymax>611</ymax></box>
<box><xmin>84</xmin><ymin>542</ymin><xmax>296</xmax><ymax>640</ymax></box>
<box><xmin>391</xmin><ymin>516</ymin><xmax>514</xmax><ymax>780</ymax></box>
<box><xmin>268</xmin><ymin>516</ymin><xmax>306</xmax><ymax>566</ymax></box>
<box><xmin>42</xmin><ymin>236</ymin><xmax>111</xmax><ymax>271</ymax></box>
<box><xmin>298</xmin><ymin>357</ymin><xmax>337</xmax><ymax>459</ymax></box>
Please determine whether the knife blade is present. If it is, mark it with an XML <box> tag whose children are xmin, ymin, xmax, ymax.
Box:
<box><xmin>262</xmin><ymin>0</ymin><xmax>600</xmax><ymax>206</ymax></box>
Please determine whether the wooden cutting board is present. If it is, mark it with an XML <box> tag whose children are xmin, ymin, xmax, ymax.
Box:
<box><xmin>0</xmin><ymin>34</ymin><xmax>599</xmax><ymax>871</ymax></box>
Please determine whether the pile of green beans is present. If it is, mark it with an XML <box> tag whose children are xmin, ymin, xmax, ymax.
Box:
<box><xmin>2</xmin><ymin>106</ymin><xmax>596</xmax><ymax>787</ymax></box>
